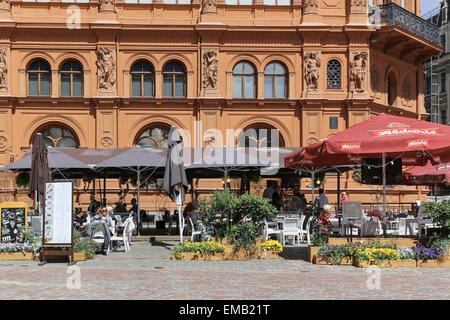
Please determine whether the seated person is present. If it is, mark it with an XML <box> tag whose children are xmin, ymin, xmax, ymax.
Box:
<box><xmin>183</xmin><ymin>199</ymin><xmax>199</xmax><ymax>223</ymax></box>
<box><xmin>74</xmin><ymin>208</ymin><xmax>89</xmax><ymax>236</ymax></box>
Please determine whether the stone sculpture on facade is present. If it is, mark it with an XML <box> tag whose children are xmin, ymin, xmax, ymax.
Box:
<box><xmin>303</xmin><ymin>0</ymin><xmax>318</xmax><ymax>14</ymax></box>
<box><xmin>96</xmin><ymin>47</ymin><xmax>116</xmax><ymax>90</ymax></box>
<box><xmin>0</xmin><ymin>48</ymin><xmax>7</xmax><ymax>89</ymax></box>
<box><xmin>304</xmin><ymin>52</ymin><xmax>321</xmax><ymax>92</ymax></box>
<box><xmin>202</xmin><ymin>0</ymin><xmax>217</xmax><ymax>14</ymax></box>
<box><xmin>350</xmin><ymin>52</ymin><xmax>368</xmax><ymax>94</ymax></box>
<box><xmin>349</xmin><ymin>0</ymin><xmax>367</xmax><ymax>13</ymax></box>
<box><xmin>99</xmin><ymin>0</ymin><xmax>116</xmax><ymax>12</ymax></box>
<box><xmin>0</xmin><ymin>0</ymin><xmax>10</xmax><ymax>10</ymax></box>
<box><xmin>202</xmin><ymin>50</ymin><xmax>218</xmax><ymax>90</ymax></box>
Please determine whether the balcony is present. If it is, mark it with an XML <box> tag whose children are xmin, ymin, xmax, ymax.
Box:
<box><xmin>369</xmin><ymin>3</ymin><xmax>442</xmax><ymax>64</ymax></box>
<box><xmin>369</xmin><ymin>3</ymin><xmax>441</xmax><ymax>46</ymax></box>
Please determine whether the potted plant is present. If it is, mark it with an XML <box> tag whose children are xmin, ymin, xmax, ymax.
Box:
<box><xmin>353</xmin><ymin>247</ymin><xmax>400</xmax><ymax>268</ymax></box>
<box><xmin>73</xmin><ymin>229</ymin><xmax>98</xmax><ymax>260</ymax></box>
<box><xmin>308</xmin><ymin>207</ymin><xmax>333</xmax><ymax>263</ymax></box>
<box><xmin>412</xmin><ymin>245</ymin><xmax>442</xmax><ymax>267</ymax></box>
<box><xmin>172</xmin><ymin>241</ymin><xmax>226</xmax><ymax>260</ymax></box>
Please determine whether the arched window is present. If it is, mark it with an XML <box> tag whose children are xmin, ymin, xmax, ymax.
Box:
<box><xmin>136</xmin><ymin>126</ymin><xmax>170</xmax><ymax>148</ymax></box>
<box><xmin>237</xmin><ymin>124</ymin><xmax>285</xmax><ymax>148</ymax></box>
<box><xmin>131</xmin><ymin>60</ymin><xmax>154</xmax><ymax>97</ymax></box>
<box><xmin>264</xmin><ymin>62</ymin><xmax>287</xmax><ymax>98</ymax></box>
<box><xmin>233</xmin><ymin>61</ymin><xmax>256</xmax><ymax>98</ymax></box>
<box><xmin>327</xmin><ymin>59</ymin><xmax>341</xmax><ymax>89</ymax></box>
<box><xmin>40</xmin><ymin>126</ymin><xmax>78</xmax><ymax>148</ymax></box>
<box><xmin>163</xmin><ymin>61</ymin><xmax>186</xmax><ymax>97</ymax></box>
<box><xmin>60</xmin><ymin>60</ymin><xmax>83</xmax><ymax>97</ymax></box>
<box><xmin>27</xmin><ymin>59</ymin><xmax>51</xmax><ymax>96</ymax></box>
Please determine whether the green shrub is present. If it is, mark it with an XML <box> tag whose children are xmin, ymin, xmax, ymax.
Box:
<box><xmin>228</xmin><ymin>222</ymin><xmax>259</xmax><ymax>252</ymax></box>
<box><xmin>172</xmin><ymin>241</ymin><xmax>226</xmax><ymax>257</ymax></box>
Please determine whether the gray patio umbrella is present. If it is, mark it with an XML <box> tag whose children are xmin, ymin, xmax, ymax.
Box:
<box><xmin>95</xmin><ymin>147</ymin><xmax>166</xmax><ymax>234</ymax></box>
<box><xmin>163</xmin><ymin>127</ymin><xmax>188</xmax><ymax>242</ymax></box>
<box><xmin>28</xmin><ymin>133</ymin><xmax>50</xmax><ymax>215</ymax></box>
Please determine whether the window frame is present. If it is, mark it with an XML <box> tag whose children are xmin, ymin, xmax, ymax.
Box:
<box><xmin>59</xmin><ymin>60</ymin><xmax>84</xmax><ymax>97</ymax></box>
<box><xmin>233</xmin><ymin>61</ymin><xmax>256</xmax><ymax>99</ymax></box>
<box><xmin>264</xmin><ymin>62</ymin><xmax>287</xmax><ymax>99</ymax></box>
<box><xmin>130</xmin><ymin>60</ymin><xmax>155</xmax><ymax>98</ymax></box>
<box><xmin>162</xmin><ymin>61</ymin><xmax>186</xmax><ymax>98</ymax></box>
<box><xmin>326</xmin><ymin>59</ymin><xmax>342</xmax><ymax>90</ymax></box>
<box><xmin>40</xmin><ymin>126</ymin><xmax>78</xmax><ymax>148</ymax></box>
<box><xmin>27</xmin><ymin>60</ymin><xmax>51</xmax><ymax>97</ymax></box>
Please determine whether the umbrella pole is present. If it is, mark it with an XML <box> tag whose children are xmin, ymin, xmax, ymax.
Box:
<box><xmin>103</xmin><ymin>177</ymin><xmax>106</xmax><ymax>207</ymax></box>
<box><xmin>337</xmin><ymin>171</ymin><xmax>341</xmax><ymax>213</ymax></box>
<box><xmin>137</xmin><ymin>167</ymin><xmax>141</xmax><ymax>236</ymax></box>
<box><xmin>177</xmin><ymin>184</ymin><xmax>183</xmax><ymax>243</ymax></box>
<box><xmin>382</xmin><ymin>153</ymin><xmax>387</xmax><ymax>235</ymax></box>
<box><xmin>311</xmin><ymin>170</ymin><xmax>315</xmax><ymax>204</ymax></box>
<box><xmin>435</xmin><ymin>183</ymin><xmax>438</xmax><ymax>203</ymax></box>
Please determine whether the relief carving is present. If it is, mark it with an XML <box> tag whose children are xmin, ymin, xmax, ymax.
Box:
<box><xmin>0</xmin><ymin>48</ymin><xmax>7</xmax><ymax>90</ymax></box>
<box><xmin>350</xmin><ymin>52</ymin><xmax>368</xmax><ymax>94</ymax></box>
<box><xmin>202</xmin><ymin>50</ymin><xmax>218</xmax><ymax>90</ymax></box>
<box><xmin>101</xmin><ymin>137</ymin><xmax>113</xmax><ymax>148</ymax></box>
<box><xmin>304</xmin><ymin>52</ymin><xmax>321</xmax><ymax>92</ymax></box>
<box><xmin>202</xmin><ymin>0</ymin><xmax>217</xmax><ymax>14</ymax></box>
<box><xmin>99</xmin><ymin>0</ymin><xmax>116</xmax><ymax>13</ymax></box>
<box><xmin>349</xmin><ymin>0</ymin><xmax>367</xmax><ymax>13</ymax></box>
<box><xmin>96</xmin><ymin>47</ymin><xmax>116</xmax><ymax>90</ymax></box>
<box><xmin>303</xmin><ymin>0</ymin><xmax>318</xmax><ymax>14</ymax></box>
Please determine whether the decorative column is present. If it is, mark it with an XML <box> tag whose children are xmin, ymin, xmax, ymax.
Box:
<box><xmin>302</xmin><ymin>0</ymin><xmax>319</xmax><ymax>24</ymax></box>
<box><xmin>200</xmin><ymin>0</ymin><xmax>219</xmax><ymax>23</ymax></box>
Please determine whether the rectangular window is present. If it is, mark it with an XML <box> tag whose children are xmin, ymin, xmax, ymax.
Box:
<box><xmin>244</xmin><ymin>76</ymin><xmax>255</xmax><ymax>98</ymax></box>
<box><xmin>275</xmin><ymin>76</ymin><xmax>286</xmax><ymax>98</ymax></box>
<box><xmin>441</xmin><ymin>109</ymin><xmax>447</xmax><ymax>125</ymax></box>
<box><xmin>264</xmin><ymin>76</ymin><xmax>274</xmax><ymax>98</ymax></box>
<box><xmin>233</xmin><ymin>76</ymin><xmax>243</xmax><ymax>98</ymax></box>
<box><xmin>28</xmin><ymin>74</ymin><xmax>39</xmax><ymax>96</ymax></box>
<box><xmin>143</xmin><ymin>75</ymin><xmax>154</xmax><ymax>97</ymax></box>
<box><xmin>163</xmin><ymin>75</ymin><xmax>173</xmax><ymax>97</ymax></box>
<box><xmin>225</xmin><ymin>0</ymin><xmax>252</xmax><ymax>4</ymax></box>
<box><xmin>329</xmin><ymin>117</ymin><xmax>338</xmax><ymax>129</ymax></box>
<box><xmin>163</xmin><ymin>0</ymin><xmax>190</xmax><ymax>3</ymax></box>
<box><xmin>263</xmin><ymin>0</ymin><xmax>290</xmax><ymax>4</ymax></box>
<box><xmin>132</xmin><ymin>75</ymin><xmax>142</xmax><ymax>97</ymax></box>
<box><xmin>73</xmin><ymin>74</ymin><xmax>83</xmax><ymax>97</ymax></box>
<box><xmin>174</xmin><ymin>75</ymin><xmax>185</xmax><ymax>97</ymax></box>
<box><xmin>426</xmin><ymin>77</ymin><xmax>432</xmax><ymax>96</ymax></box>
<box><xmin>40</xmin><ymin>74</ymin><xmax>51</xmax><ymax>96</ymax></box>
<box><xmin>61</xmin><ymin>74</ymin><xmax>71</xmax><ymax>97</ymax></box>
<box><xmin>441</xmin><ymin>73</ymin><xmax>446</xmax><ymax>93</ymax></box>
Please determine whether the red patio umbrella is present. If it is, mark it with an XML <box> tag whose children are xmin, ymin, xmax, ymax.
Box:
<box><xmin>285</xmin><ymin>113</ymin><xmax>450</xmax><ymax>218</ymax></box>
<box><xmin>285</xmin><ymin>113</ymin><xmax>450</xmax><ymax>168</ymax></box>
<box><xmin>403</xmin><ymin>163</ymin><xmax>450</xmax><ymax>202</ymax></box>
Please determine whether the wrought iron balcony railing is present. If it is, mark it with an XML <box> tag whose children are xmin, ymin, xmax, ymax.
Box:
<box><xmin>369</xmin><ymin>3</ymin><xmax>441</xmax><ymax>46</ymax></box>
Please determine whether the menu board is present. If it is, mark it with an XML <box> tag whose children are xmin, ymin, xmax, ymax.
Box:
<box><xmin>44</xmin><ymin>182</ymin><xmax>73</xmax><ymax>245</ymax></box>
<box><xmin>0</xmin><ymin>202</ymin><xmax>27</xmax><ymax>243</ymax></box>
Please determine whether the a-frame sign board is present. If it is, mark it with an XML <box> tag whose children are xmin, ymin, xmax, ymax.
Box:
<box><xmin>40</xmin><ymin>181</ymin><xmax>74</xmax><ymax>265</ymax></box>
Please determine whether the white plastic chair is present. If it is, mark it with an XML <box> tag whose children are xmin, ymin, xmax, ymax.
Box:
<box><xmin>110</xmin><ymin>218</ymin><xmax>132</xmax><ymax>252</ymax></box>
<box><xmin>91</xmin><ymin>223</ymin><xmax>110</xmax><ymax>255</ymax></box>
<box><xmin>280</xmin><ymin>218</ymin><xmax>301</xmax><ymax>246</ymax></box>
<box><xmin>340</xmin><ymin>202</ymin><xmax>364</xmax><ymax>237</ymax></box>
<box><xmin>417</xmin><ymin>205</ymin><xmax>434</xmax><ymax>237</ymax></box>
<box><xmin>189</xmin><ymin>218</ymin><xmax>202</xmax><ymax>242</ymax></box>
<box><xmin>263</xmin><ymin>220</ymin><xmax>281</xmax><ymax>242</ymax></box>
<box><xmin>362</xmin><ymin>220</ymin><xmax>379</xmax><ymax>236</ymax></box>
<box><xmin>391</xmin><ymin>218</ymin><xmax>407</xmax><ymax>236</ymax></box>
<box><xmin>298</xmin><ymin>216</ymin><xmax>312</xmax><ymax>244</ymax></box>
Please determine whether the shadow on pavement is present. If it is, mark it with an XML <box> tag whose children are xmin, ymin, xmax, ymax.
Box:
<box><xmin>280</xmin><ymin>246</ymin><xmax>309</xmax><ymax>261</ymax></box>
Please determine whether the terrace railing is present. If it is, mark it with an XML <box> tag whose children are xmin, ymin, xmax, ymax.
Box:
<box><xmin>369</xmin><ymin>3</ymin><xmax>441</xmax><ymax>46</ymax></box>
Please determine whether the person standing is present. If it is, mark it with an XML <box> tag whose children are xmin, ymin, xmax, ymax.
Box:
<box><xmin>262</xmin><ymin>181</ymin><xmax>275</xmax><ymax>203</ymax></box>
<box><xmin>314</xmin><ymin>188</ymin><xmax>329</xmax><ymax>210</ymax></box>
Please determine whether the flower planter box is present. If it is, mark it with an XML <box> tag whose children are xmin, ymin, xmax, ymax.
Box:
<box><xmin>260</xmin><ymin>251</ymin><xmax>280</xmax><ymax>259</ymax></box>
<box><xmin>437</xmin><ymin>254</ymin><xmax>450</xmax><ymax>267</ymax></box>
<box><xmin>172</xmin><ymin>253</ymin><xmax>226</xmax><ymax>261</ymax></box>
<box><xmin>0</xmin><ymin>252</ymin><xmax>37</xmax><ymax>261</ymax></box>
<box><xmin>417</xmin><ymin>260</ymin><xmax>441</xmax><ymax>268</ymax></box>
<box><xmin>353</xmin><ymin>259</ymin><xmax>405</xmax><ymax>268</ymax></box>
<box><xmin>328</xmin><ymin>237</ymin><xmax>419</xmax><ymax>248</ymax></box>
<box><xmin>314</xmin><ymin>256</ymin><xmax>354</xmax><ymax>265</ymax></box>
<box><xmin>393</xmin><ymin>260</ymin><xmax>417</xmax><ymax>268</ymax></box>
<box><xmin>71</xmin><ymin>252</ymin><xmax>89</xmax><ymax>262</ymax></box>
<box><xmin>308</xmin><ymin>246</ymin><xmax>321</xmax><ymax>263</ymax></box>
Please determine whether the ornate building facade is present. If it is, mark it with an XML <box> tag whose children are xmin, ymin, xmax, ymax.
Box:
<box><xmin>0</xmin><ymin>0</ymin><xmax>442</xmax><ymax>209</ymax></box>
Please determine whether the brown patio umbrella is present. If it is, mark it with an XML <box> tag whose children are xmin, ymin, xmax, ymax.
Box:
<box><xmin>28</xmin><ymin>133</ymin><xmax>50</xmax><ymax>214</ymax></box>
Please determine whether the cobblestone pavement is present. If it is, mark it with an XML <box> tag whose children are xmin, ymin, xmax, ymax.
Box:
<box><xmin>0</xmin><ymin>241</ymin><xmax>449</xmax><ymax>300</ymax></box>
